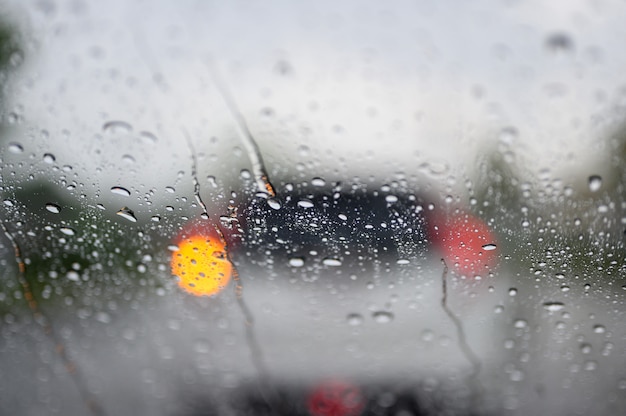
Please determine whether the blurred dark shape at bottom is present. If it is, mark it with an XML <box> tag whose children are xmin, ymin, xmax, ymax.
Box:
<box><xmin>177</xmin><ymin>380</ymin><xmax>488</xmax><ymax>416</ymax></box>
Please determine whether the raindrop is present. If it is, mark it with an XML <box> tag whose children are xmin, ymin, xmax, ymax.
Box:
<box><xmin>8</xmin><ymin>142</ymin><xmax>23</xmax><ymax>153</ymax></box>
<box><xmin>311</xmin><ymin>177</ymin><xmax>326</xmax><ymax>187</ymax></box>
<box><xmin>322</xmin><ymin>258</ymin><xmax>342</xmax><ymax>267</ymax></box>
<box><xmin>385</xmin><ymin>195</ymin><xmax>398</xmax><ymax>203</ymax></box>
<box><xmin>43</xmin><ymin>153</ymin><xmax>56</xmax><ymax>163</ymax></box>
<box><xmin>66</xmin><ymin>271</ymin><xmax>80</xmax><ymax>282</ymax></box>
<box><xmin>111</xmin><ymin>186</ymin><xmax>131</xmax><ymax>197</ymax></box>
<box><xmin>419</xmin><ymin>160</ymin><xmax>449</xmax><ymax>176</ymax></box>
<box><xmin>151</xmin><ymin>216</ymin><xmax>161</xmax><ymax>222</ymax></box>
<box><xmin>546</xmin><ymin>33</ymin><xmax>574</xmax><ymax>54</ymax></box>
<box><xmin>514</xmin><ymin>319</ymin><xmax>527</xmax><ymax>329</ymax></box>
<box><xmin>3</xmin><ymin>199</ymin><xmax>14</xmax><ymax>207</ymax></box>
<box><xmin>103</xmin><ymin>120</ymin><xmax>132</xmax><ymax>134</ymax></box>
<box><xmin>288</xmin><ymin>257</ymin><xmax>305</xmax><ymax>267</ymax></box>
<box><xmin>45</xmin><ymin>203</ymin><xmax>61</xmax><ymax>214</ymax></box>
<box><xmin>543</xmin><ymin>301</ymin><xmax>565</xmax><ymax>312</ymax></box>
<box><xmin>396</xmin><ymin>259</ymin><xmax>410</xmax><ymax>265</ymax></box>
<box><xmin>482</xmin><ymin>243</ymin><xmax>497</xmax><ymax>251</ymax></box>
<box><xmin>298</xmin><ymin>145</ymin><xmax>310</xmax><ymax>157</ymax></box>
<box><xmin>298</xmin><ymin>199</ymin><xmax>314</xmax><ymax>208</ymax></box>
<box><xmin>499</xmin><ymin>127</ymin><xmax>518</xmax><ymax>144</ymax></box>
<box><xmin>593</xmin><ymin>324</ymin><xmax>606</xmax><ymax>334</ymax></box>
<box><xmin>509</xmin><ymin>288</ymin><xmax>518</xmax><ymax>296</ymax></box>
<box><xmin>139</xmin><ymin>131</ymin><xmax>158</xmax><ymax>144</ymax></box>
<box><xmin>338</xmin><ymin>213</ymin><xmax>348</xmax><ymax>221</ymax></box>
<box><xmin>584</xmin><ymin>360</ymin><xmax>597</xmax><ymax>371</ymax></box>
<box><xmin>267</xmin><ymin>198</ymin><xmax>282</xmax><ymax>210</ymax></box>
<box><xmin>116</xmin><ymin>207</ymin><xmax>137</xmax><ymax>222</ymax></box>
<box><xmin>60</xmin><ymin>227</ymin><xmax>75</xmax><ymax>236</ymax></box>
<box><xmin>165</xmin><ymin>186</ymin><xmax>175</xmax><ymax>193</ymax></box>
<box><xmin>122</xmin><ymin>154</ymin><xmax>136</xmax><ymax>164</ymax></box>
<box><xmin>421</xmin><ymin>329</ymin><xmax>434</xmax><ymax>342</ymax></box>
<box><xmin>372</xmin><ymin>311</ymin><xmax>394</xmax><ymax>323</ymax></box>
<box><xmin>588</xmin><ymin>175</ymin><xmax>602</xmax><ymax>192</ymax></box>
<box><xmin>346</xmin><ymin>313</ymin><xmax>364</xmax><ymax>326</ymax></box>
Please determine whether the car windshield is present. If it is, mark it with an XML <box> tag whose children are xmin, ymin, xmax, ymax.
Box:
<box><xmin>0</xmin><ymin>1</ymin><xmax>625</xmax><ymax>415</ymax></box>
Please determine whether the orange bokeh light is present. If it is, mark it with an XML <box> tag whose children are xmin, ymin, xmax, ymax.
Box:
<box><xmin>170</xmin><ymin>230</ymin><xmax>233</xmax><ymax>297</ymax></box>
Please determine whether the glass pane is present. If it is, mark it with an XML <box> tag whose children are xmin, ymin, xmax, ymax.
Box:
<box><xmin>1</xmin><ymin>1</ymin><xmax>625</xmax><ymax>415</ymax></box>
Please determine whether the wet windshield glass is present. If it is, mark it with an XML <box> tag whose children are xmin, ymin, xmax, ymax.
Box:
<box><xmin>1</xmin><ymin>1</ymin><xmax>625</xmax><ymax>415</ymax></box>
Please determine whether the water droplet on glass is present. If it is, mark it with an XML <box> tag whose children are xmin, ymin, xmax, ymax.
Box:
<box><xmin>298</xmin><ymin>145</ymin><xmax>310</xmax><ymax>157</ymax></box>
<box><xmin>421</xmin><ymin>329</ymin><xmax>434</xmax><ymax>342</ymax></box>
<box><xmin>139</xmin><ymin>131</ymin><xmax>158</xmax><ymax>144</ymax></box>
<box><xmin>584</xmin><ymin>360</ymin><xmax>597</xmax><ymax>371</ymax></box>
<box><xmin>111</xmin><ymin>186</ymin><xmax>131</xmax><ymax>197</ymax></box>
<box><xmin>267</xmin><ymin>198</ymin><xmax>282</xmax><ymax>210</ymax></box>
<box><xmin>45</xmin><ymin>203</ymin><xmax>61</xmax><ymax>214</ymax></box>
<box><xmin>60</xmin><ymin>227</ymin><xmax>75</xmax><ymax>236</ymax></box>
<box><xmin>8</xmin><ymin>142</ymin><xmax>23</xmax><ymax>153</ymax></box>
<box><xmin>165</xmin><ymin>186</ymin><xmax>175</xmax><ymax>193</ymax></box>
<box><xmin>338</xmin><ymin>213</ymin><xmax>348</xmax><ymax>221</ymax></box>
<box><xmin>288</xmin><ymin>257</ymin><xmax>305</xmax><ymax>267</ymax></box>
<box><xmin>298</xmin><ymin>199</ymin><xmax>314</xmax><ymax>208</ymax></box>
<box><xmin>322</xmin><ymin>258</ymin><xmax>342</xmax><ymax>267</ymax></box>
<box><xmin>514</xmin><ymin>319</ymin><xmax>527</xmax><ymax>329</ymax></box>
<box><xmin>311</xmin><ymin>177</ymin><xmax>326</xmax><ymax>187</ymax></box>
<box><xmin>543</xmin><ymin>301</ymin><xmax>565</xmax><ymax>312</ymax></box>
<box><xmin>588</xmin><ymin>175</ymin><xmax>602</xmax><ymax>192</ymax></box>
<box><xmin>499</xmin><ymin>127</ymin><xmax>518</xmax><ymax>144</ymax></box>
<box><xmin>372</xmin><ymin>311</ymin><xmax>394</xmax><ymax>323</ymax></box>
<box><xmin>420</xmin><ymin>160</ymin><xmax>449</xmax><ymax>176</ymax></box>
<box><xmin>103</xmin><ymin>120</ymin><xmax>132</xmax><ymax>134</ymax></box>
<box><xmin>546</xmin><ymin>33</ymin><xmax>574</xmax><ymax>54</ymax></box>
<box><xmin>122</xmin><ymin>154</ymin><xmax>135</xmax><ymax>164</ymax></box>
<box><xmin>593</xmin><ymin>324</ymin><xmax>606</xmax><ymax>334</ymax></box>
<box><xmin>482</xmin><ymin>243</ymin><xmax>497</xmax><ymax>251</ymax></box>
<box><xmin>509</xmin><ymin>288</ymin><xmax>518</xmax><ymax>296</ymax></box>
<box><xmin>3</xmin><ymin>199</ymin><xmax>14</xmax><ymax>207</ymax></box>
<box><xmin>43</xmin><ymin>153</ymin><xmax>56</xmax><ymax>163</ymax></box>
<box><xmin>346</xmin><ymin>313</ymin><xmax>364</xmax><ymax>326</ymax></box>
<box><xmin>66</xmin><ymin>271</ymin><xmax>80</xmax><ymax>281</ymax></box>
<box><xmin>396</xmin><ymin>259</ymin><xmax>410</xmax><ymax>265</ymax></box>
<box><xmin>116</xmin><ymin>207</ymin><xmax>137</xmax><ymax>222</ymax></box>
<box><xmin>580</xmin><ymin>343</ymin><xmax>592</xmax><ymax>354</ymax></box>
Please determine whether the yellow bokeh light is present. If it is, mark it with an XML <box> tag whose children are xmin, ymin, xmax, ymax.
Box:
<box><xmin>170</xmin><ymin>233</ymin><xmax>233</xmax><ymax>297</ymax></box>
